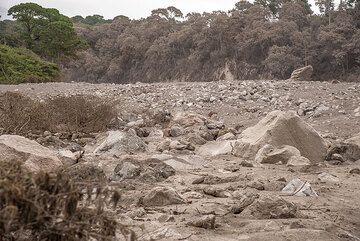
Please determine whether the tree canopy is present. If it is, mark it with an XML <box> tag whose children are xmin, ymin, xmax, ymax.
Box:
<box><xmin>7</xmin><ymin>3</ymin><xmax>86</xmax><ymax>60</ymax></box>
<box><xmin>1</xmin><ymin>1</ymin><xmax>360</xmax><ymax>83</ymax></box>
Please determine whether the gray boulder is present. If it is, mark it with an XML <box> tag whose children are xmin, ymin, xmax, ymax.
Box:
<box><xmin>0</xmin><ymin>135</ymin><xmax>63</xmax><ymax>173</ymax></box>
<box><xmin>240</xmin><ymin>195</ymin><xmax>297</xmax><ymax>219</ymax></box>
<box><xmin>232</xmin><ymin>111</ymin><xmax>327</xmax><ymax>163</ymax></box>
<box><xmin>85</xmin><ymin>131</ymin><xmax>147</xmax><ymax>156</ymax></box>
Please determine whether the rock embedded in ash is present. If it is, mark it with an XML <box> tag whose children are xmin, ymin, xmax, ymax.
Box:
<box><xmin>203</xmin><ymin>186</ymin><xmax>231</xmax><ymax>198</ymax></box>
<box><xmin>349</xmin><ymin>168</ymin><xmax>360</xmax><ymax>174</ymax></box>
<box><xmin>169</xmin><ymin>124</ymin><xmax>185</xmax><ymax>137</ymax></box>
<box><xmin>240</xmin><ymin>195</ymin><xmax>297</xmax><ymax>219</ymax></box>
<box><xmin>344</xmin><ymin>133</ymin><xmax>360</xmax><ymax>161</ymax></box>
<box><xmin>232</xmin><ymin>111</ymin><xmax>327</xmax><ymax>163</ymax></box>
<box><xmin>286</xmin><ymin>156</ymin><xmax>311</xmax><ymax>167</ymax></box>
<box><xmin>217</xmin><ymin>132</ymin><xmax>236</xmax><ymax>141</ymax></box>
<box><xmin>141</xmin><ymin>186</ymin><xmax>186</xmax><ymax>207</ymax></box>
<box><xmin>255</xmin><ymin>144</ymin><xmax>301</xmax><ymax>164</ymax></box>
<box><xmin>187</xmin><ymin>215</ymin><xmax>216</xmax><ymax>229</ymax></box>
<box><xmin>85</xmin><ymin>131</ymin><xmax>147</xmax><ymax>156</ymax></box>
<box><xmin>169</xmin><ymin>140</ymin><xmax>195</xmax><ymax>151</ymax></box>
<box><xmin>230</xmin><ymin>190</ymin><xmax>259</xmax><ymax>214</ymax></box>
<box><xmin>114</xmin><ymin>162</ymin><xmax>141</xmax><ymax>180</ymax></box>
<box><xmin>57</xmin><ymin>148</ymin><xmax>82</xmax><ymax>166</ymax></box>
<box><xmin>246</xmin><ymin>180</ymin><xmax>265</xmax><ymax>190</ymax></box>
<box><xmin>172</xmin><ymin>112</ymin><xmax>207</xmax><ymax>127</ymax></box>
<box><xmin>60</xmin><ymin>163</ymin><xmax>107</xmax><ymax>182</ymax></box>
<box><xmin>126</xmin><ymin>207</ymin><xmax>146</xmax><ymax>219</ymax></box>
<box><xmin>318</xmin><ymin>172</ymin><xmax>339</xmax><ymax>183</ymax></box>
<box><xmin>192</xmin><ymin>176</ymin><xmax>205</xmax><ymax>184</ymax></box>
<box><xmin>326</xmin><ymin>140</ymin><xmax>360</xmax><ymax>163</ymax></box>
<box><xmin>183</xmin><ymin>191</ymin><xmax>204</xmax><ymax>199</ymax></box>
<box><xmin>0</xmin><ymin>135</ymin><xmax>63</xmax><ymax>173</ymax></box>
<box><xmin>112</xmin><ymin>156</ymin><xmax>176</xmax><ymax>182</ymax></box>
<box><xmin>240</xmin><ymin>160</ymin><xmax>254</xmax><ymax>167</ymax></box>
<box><xmin>282</xmin><ymin>178</ymin><xmax>318</xmax><ymax>197</ymax></box>
<box><xmin>290</xmin><ymin>65</ymin><xmax>313</xmax><ymax>81</ymax></box>
<box><xmin>186</xmin><ymin>133</ymin><xmax>207</xmax><ymax>145</ymax></box>
<box><xmin>206</xmin><ymin>120</ymin><xmax>225</xmax><ymax>130</ymax></box>
<box><xmin>197</xmin><ymin>140</ymin><xmax>236</xmax><ymax>157</ymax></box>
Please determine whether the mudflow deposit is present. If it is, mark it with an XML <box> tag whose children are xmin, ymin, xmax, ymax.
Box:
<box><xmin>1</xmin><ymin>77</ymin><xmax>360</xmax><ymax>241</ymax></box>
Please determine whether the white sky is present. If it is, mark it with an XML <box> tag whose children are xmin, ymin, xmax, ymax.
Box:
<box><xmin>1</xmin><ymin>0</ymin><xmax>243</xmax><ymax>19</ymax></box>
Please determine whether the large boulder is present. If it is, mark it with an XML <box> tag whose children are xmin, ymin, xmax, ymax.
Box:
<box><xmin>0</xmin><ymin>135</ymin><xmax>63</xmax><ymax>173</ymax></box>
<box><xmin>85</xmin><ymin>131</ymin><xmax>147</xmax><ymax>156</ymax></box>
<box><xmin>290</xmin><ymin>65</ymin><xmax>313</xmax><ymax>81</ymax></box>
<box><xmin>232</xmin><ymin>111</ymin><xmax>327</xmax><ymax>163</ymax></box>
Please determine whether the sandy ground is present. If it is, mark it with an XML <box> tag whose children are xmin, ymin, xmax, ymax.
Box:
<box><xmin>1</xmin><ymin>80</ymin><xmax>360</xmax><ymax>241</ymax></box>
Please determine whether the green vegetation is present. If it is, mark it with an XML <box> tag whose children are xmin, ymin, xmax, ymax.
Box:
<box><xmin>0</xmin><ymin>3</ymin><xmax>87</xmax><ymax>84</ymax></box>
<box><xmin>8</xmin><ymin>3</ymin><xmax>86</xmax><ymax>60</ymax></box>
<box><xmin>0</xmin><ymin>44</ymin><xmax>60</xmax><ymax>84</ymax></box>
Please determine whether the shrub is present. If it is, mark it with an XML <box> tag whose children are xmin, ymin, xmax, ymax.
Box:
<box><xmin>0</xmin><ymin>44</ymin><xmax>60</xmax><ymax>84</ymax></box>
<box><xmin>0</xmin><ymin>92</ymin><xmax>116</xmax><ymax>134</ymax></box>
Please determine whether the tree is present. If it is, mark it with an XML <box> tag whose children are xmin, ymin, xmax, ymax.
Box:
<box><xmin>279</xmin><ymin>2</ymin><xmax>310</xmax><ymax>29</ymax></box>
<box><xmin>38</xmin><ymin>21</ymin><xmax>86</xmax><ymax>59</ymax></box>
<box><xmin>264</xmin><ymin>45</ymin><xmax>301</xmax><ymax>79</ymax></box>
<box><xmin>8</xmin><ymin>3</ymin><xmax>45</xmax><ymax>48</ymax></box>
<box><xmin>83</xmin><ymin>15</ymin><xmax>110</xmax><ymax>25</ymax></box>
<box><xmin>71</xmin><ymin>15</ymin><xmax>84</xmax><ymax>23</ymax></box>
<box><xmin>8</xmin><ymin>3</ymin><xmax>86</xmax><ymax>60</ymax></box>
<box><xmin>315</xmin><ymin>0</ymin><xmax>335</xmax><ymax>24</ymax></box>
<box><xmin>151</xmin><ymin>6</ymin><xmax>183</xmax><ymax>21</ymax></box>
<box><xmin>254</xmin><ymin>0</ymin><xmax>282</xmax><ymax>16</ymax></box>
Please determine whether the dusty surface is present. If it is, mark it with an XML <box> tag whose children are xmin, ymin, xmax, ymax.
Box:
<box><xmin>1</xmin><ymin>80</ymin><xmax>359</xmax><ymax>138</ymax></box>
<box><xmin>1</xmin><ymin>80</ymin><xmax>360</xmax><ymax>241</ymax></box>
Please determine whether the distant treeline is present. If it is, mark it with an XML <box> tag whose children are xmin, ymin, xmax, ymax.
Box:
<box><xmin>1</xmin><ymin>0</ymin><xmax>360</xmax><ymax>84</ymax></box>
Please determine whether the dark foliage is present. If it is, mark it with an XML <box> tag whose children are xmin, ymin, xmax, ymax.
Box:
<box><xmin>62</xmin><ymin>1</ymin><xmax>360</xmax><ymax>82</ymax></box>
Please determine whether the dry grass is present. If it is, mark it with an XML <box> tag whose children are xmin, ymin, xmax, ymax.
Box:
<box><xmin>0</xmin><ymin>92</ymin><xmax>116</xmax><ymax>135</ymax></box>
<box><xmin>0</xmin><ymin>160</ymin><xmax>137</xmax><ymax>241</ymax></box>
<box><xmin>0</xmin><ymin>161</ymin><xmax>115</xmax><ymax>241</ymax></box>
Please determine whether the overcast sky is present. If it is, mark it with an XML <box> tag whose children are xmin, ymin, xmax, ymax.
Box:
<box><xmin>1</xmin><ymin>0</ymin><xmax>244</xmax><ymax>19</ymax></box>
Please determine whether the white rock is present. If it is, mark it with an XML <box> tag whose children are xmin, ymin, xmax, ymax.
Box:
<box><xmin>282</xmin><ymin>178</ymin><xmax>318</xmax><ymax>197</ymax></box>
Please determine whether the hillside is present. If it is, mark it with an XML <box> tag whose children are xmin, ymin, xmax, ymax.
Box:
<box><xmin>0</xmin><ymin>44</ymin><xmax>60</xmax><ymax>84</ymax></box>
<box><xmin>62</xmin><ymin>3</ymin><xmax>360</xmax><ymax>83</ymax></box>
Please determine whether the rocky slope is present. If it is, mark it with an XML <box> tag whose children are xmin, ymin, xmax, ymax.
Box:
<box><xmin>0</xmin><ymin>79</ymin><xmax>360</xmax><ymax>241</ymax></box>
